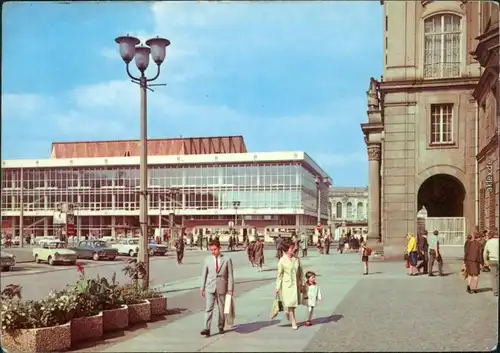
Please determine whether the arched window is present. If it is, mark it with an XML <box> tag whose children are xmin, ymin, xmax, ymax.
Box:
<box><xmin>356</xmin><ymin>202</ymin><xmax>364</xmax><ymax>219</ymax></box>
<box><xmin>346</xmin><ymin>202</ymin><xmax>353</xmax><ymax>219</ymax></box>
<box><xmin>424</xmin><ymin>14</ymin><xmax>461</xmax><ymax>79</ymax></box>
<box><xmin>336</xmin><ymin>202</ymin><xmax>342</xmax><ymax>219</ymax></box>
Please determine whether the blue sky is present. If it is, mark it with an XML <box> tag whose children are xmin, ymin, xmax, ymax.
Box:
<box><xmin>2</xmin><ymin>1</ymin><xmax>383</xmax><ymax>186</ymax></box>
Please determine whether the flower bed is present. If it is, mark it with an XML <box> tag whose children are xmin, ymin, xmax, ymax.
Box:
<box><xmin>71</xmin><ymin>312</ymin><xmax>103</xmax><ymax>344</ymax></box>
<box><xmin>0</xmin><ymin>286</ymin><xmax>75</xmax><ymax>353</ymax></box>
<box><xmin>128</xmin><ymin>300</ymin><xmax>151</xmax><ymax>324</ymax></box>
<box><xmin>147</xmin><ymin>296</ymin><xmax>167</xmax><ymax>316</ymax></box>
<box><xmin>102</xmin><ymin>305</ymin><xmax>129</xmax><ymax>332</ymax></box>
<box><xmin>2</xmin><ymin>321</ymin><xmax>71</xmax><ymax>353</ymax></box>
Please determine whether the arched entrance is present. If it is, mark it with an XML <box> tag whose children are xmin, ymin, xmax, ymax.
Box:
<box><xmin>417</xmin><ymin>173</ymin><xmax>466</xmax><ymax>245</ymax></box>
<box><xmin>417</xmin><ymin>174</ymin><xmax>465</xmax><ymax>217</ymax></box>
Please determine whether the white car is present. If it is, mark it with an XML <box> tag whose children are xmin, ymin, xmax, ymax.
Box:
<box><xmin>34</xmin><ymin>236</ymin><xmax>57</xmax><ymax>246</ymax></box>
<box><xmin>111</xmin><ymin>238</ymin><xmax>140</xmax><ymax>257</ymax></box>
<box><xmin>33</xmin><ymin>240</ymin><xmax>77</xmax><ymax>266</ymax></box>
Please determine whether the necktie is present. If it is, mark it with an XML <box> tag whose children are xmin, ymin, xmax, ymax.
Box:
<box><xmin>215</xmin><ymin>257</ymin><xmax>219</xmax><ymax>272</ymax></box>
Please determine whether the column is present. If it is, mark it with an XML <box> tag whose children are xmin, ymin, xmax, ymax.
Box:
<box><xmin>111</xmin><ymin>175</ymin><xmax>116</xmax><ymax>210</ymax></box>
<box><xmin>77</xmin><ymin>194</ymin><xmax>82</xmax><ymax>239</ymax></box>
<box><xmin>111</xmin><ymin>215</ymin><xmax>116</xmax><ymax>238</ymax></box>
<box><xmin>367</xmin><ymin>144</ymin><xmax>381</xmax><ymax>244</ymax></box>
<box><xmin>43</xmin><ymin>217</ymin><xmax>48</xmax><ymax>237</ymax></box>
<box><xmin>44</xmin><ymin>171</ymin><xmax>49</xmax><ymax>209</ymax></box>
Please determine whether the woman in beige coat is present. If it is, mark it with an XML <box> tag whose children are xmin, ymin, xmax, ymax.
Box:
<box><xmin>275</xmin><ymin>239</ymin><xmax>304</xmax><ymax>330</ymax></box>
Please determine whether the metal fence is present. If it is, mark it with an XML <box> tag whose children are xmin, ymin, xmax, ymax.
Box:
<box><xmin>425</xmin><ymin>217</ymin><xmax>466</xmax><ymax>246</ymax></box>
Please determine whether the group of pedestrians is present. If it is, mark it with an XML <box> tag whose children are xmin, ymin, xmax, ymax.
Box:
<box><xmin>406</xmin><ymin>231</ymin><xmax>444</xmax><ymax>277</ymax></box>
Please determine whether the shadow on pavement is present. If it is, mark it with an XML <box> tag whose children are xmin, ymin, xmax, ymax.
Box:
<box><xmin>306</xmin><ymin>314</ymin><xmax>344</xmax><ymax>326</ymax></box>
<box><xmin>163</xmin><ymin>278</ymin><xmax>274</xmax><ymax>294</ymax></box>
<box><xmin>475</xmin><ymin>287</ymin><xmax>492</xmax><ymax>293</ymax></box>
<box><xmin>233</xmin><ymin>319</ymin><xmax>280</xmax><ymax>334</ymax></box>
<box><xmin>166</xmin><ymin>308</ymin><xmax>188</xmax><ymax>315</ymax></box>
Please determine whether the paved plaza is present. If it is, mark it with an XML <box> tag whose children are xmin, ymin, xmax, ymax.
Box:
<box><xmin>64</xmin><ymin>249</ymin><xmax>498</xmax><ymax>352</ymax></box>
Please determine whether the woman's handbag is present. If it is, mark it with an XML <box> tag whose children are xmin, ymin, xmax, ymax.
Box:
<box><xmin>460</xmin><ymin>263</ymin><xmax>468</xmax><ymax>280</ymax></box>
<box><xmin>270</xmin><ymin>294</ymin><xmax>284</xmax><ymax>319</ymax></box>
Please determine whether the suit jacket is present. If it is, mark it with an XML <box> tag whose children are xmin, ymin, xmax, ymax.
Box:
<box><xmin>200</xmin><ymin>254</ymin><xmax>234</xmax><ymax>294</ymax></box>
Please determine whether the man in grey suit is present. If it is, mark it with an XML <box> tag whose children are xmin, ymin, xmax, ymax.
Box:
<box><xmin>200</xmin><ymin>239</ymin><xmax>234</xmax><ymax>337</ymax></box>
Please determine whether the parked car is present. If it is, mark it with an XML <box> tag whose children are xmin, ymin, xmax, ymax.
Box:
<box><xmin>33</xmin><ymin>240</ymin><xmax>77</xmax><ymax>266</ymax></box>
<box><xmin>0</xmin><ymin>251</ymin><xmax>16</xmax><ymax>271</ymax></box>
<box><xmin>148</xmin><ymin>242</ymin><xmax>168</xmax><ymax>256</ymax></box>
<box><xmin>111</xmin><ymin>238</ymin><xmax>140</xmax><ymax>257</ymax></box>
<box><xmin>34</xmin><ymin>236</ymin><xmax>57</xmax><ymax>246</ymax></box>
<box><xmin>70</xmin><ymin>240</ymin><xmax>118</xmax><ymax>261</ymax></box>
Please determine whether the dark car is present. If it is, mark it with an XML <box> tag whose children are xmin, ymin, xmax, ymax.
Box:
<box><xmin>148</xmin><ymin>242</ymin><xmax>168</xmax><ymax>256</ymax></box>
<box><xmin>70</xmin><ymin>240</ymin><xmax>118</xmax><ymax>261</ymax></box>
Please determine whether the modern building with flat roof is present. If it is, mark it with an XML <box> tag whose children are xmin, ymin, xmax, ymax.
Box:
<box><xmin>1</xmin><ymin>136</ymin><xmax>331</xmax><ymax>238</ymax></box>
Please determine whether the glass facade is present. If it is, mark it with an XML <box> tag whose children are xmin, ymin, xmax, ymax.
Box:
<box><xmin>1</xmin><ymin>162</ymin><xmax>329</xmax><ymax>216</ymax></box>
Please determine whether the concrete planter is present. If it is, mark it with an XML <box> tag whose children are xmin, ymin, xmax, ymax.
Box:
<box><xmin>102</xmin><ymin>305</ymin><xmax>129</xmax><ymax>333</ymax></box>
<box><xmin>147</xmin><ymin>297</ymin><xmax>167</xmax><ymax>316</ymax></box>
<box><xmin>71</xmin><ymin>312</ymin><xmax>103</xmax><ymax>344</ymax></box>
<box><xmin>1</xmin><ymin>321</ymin><xmax>71</xmax><ymax>353</ymax></box>
<box><xmin>128</xmin><ymin>300</ymin><xmax>151</xmax><ymax>325</ymax></box>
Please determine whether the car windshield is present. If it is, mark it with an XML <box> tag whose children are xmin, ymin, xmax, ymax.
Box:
<box><xmin>93</xmin><ymin>241</ymin><xmax>107</xmax><ymax>247</ymax></box>
<box><xmin>128</xmin><ymin>239</ymin><xmax>139</xmax><ymax>245</ymax></box>
<box><xmin>48</xmin><ymin>242</ymin><xmax>65</xmax><ymax>249</ymax></box>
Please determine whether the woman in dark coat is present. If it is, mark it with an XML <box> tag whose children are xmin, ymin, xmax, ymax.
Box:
<box><xmin>464</xmin><ymin>233</ymin><xmax>483</xmax><ymax>293</ymax></box>
<box><xmin>247</xmin><ymin>240</ymin><xmax>255</xmax><ymax>267</ymax></box>
<box><xmin>253</xmin><ymin>238</ymin><xmax>265</xmax><ymax>271</ymax></box>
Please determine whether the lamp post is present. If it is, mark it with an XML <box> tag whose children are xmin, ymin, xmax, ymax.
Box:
<box><xmin>115</xmin><ymin>34</ymin><xmax>170</xmax><ymax>289</ymax></box>
<box><xmin>232</xmin><ymin>201</ymin><xmax>240</xmax><ymax>242</ymax></box>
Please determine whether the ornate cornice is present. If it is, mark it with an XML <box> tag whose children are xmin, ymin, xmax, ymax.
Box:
<box><xmin>473</xmin><ymin>70</ymin><xmax>498</xmax><ymax>102</ymax></box>
<box><xmin>379</xmin><ymin>77</ymin><xmax>479</xmax><ymax>93</ymax></box>
<box><xmin>476</xmin><ymin>132</ymin><xmax>499</xmax><ymax>162</ymax></box>
<box><xmin>367</xmin><ymin>144</ymin><xmax>381</xmax><ymax>162</ymax></box>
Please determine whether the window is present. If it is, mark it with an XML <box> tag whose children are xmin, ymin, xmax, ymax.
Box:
<box><xmin>336</xmin><ymin>202</ymin><xmax>342</xmax><ymax>219</ymax></box>
<box><xmin>346</xmin><ymin>202</ymin><xmax>353</xmax><ymax>219</ymax></box>
<box><xmin>424</xmin><ymin>14</ymin><xmax>461</xmax><ymax>78</ymax></box>
<box><xmin>356</xmin><ymin>202</ymin><xmax>364</xmax><ymax>219</ymax></box>
<box><xmin>430</xmin><ymin>104</ymin><xmax>454</xmax><ymax>144</ymax></box>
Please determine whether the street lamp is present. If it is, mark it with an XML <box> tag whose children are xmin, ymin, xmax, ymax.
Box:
<box><xmin>115</xmin><ymin>34</ymin><xmax>170</xmax><ymax>289</ymax></box>
<box><xmin>232</xmin><ymin>201</ymin><xmax>240</xmax><ymax>242</ymax></box>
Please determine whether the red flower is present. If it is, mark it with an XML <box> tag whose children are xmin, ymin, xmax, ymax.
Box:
<box><xmin>76</xmin><ymin>263</ymin><xmax>85</xmax><ymax>275</ymax></box>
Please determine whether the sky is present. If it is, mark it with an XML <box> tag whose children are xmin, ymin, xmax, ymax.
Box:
<box><xmin>2</xmin><ymin>1</ymin><xmax>383</xmax><ymax>186</ymax></box>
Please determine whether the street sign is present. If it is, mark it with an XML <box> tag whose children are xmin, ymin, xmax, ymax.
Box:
<box><xmin>67</xmin><ymin>224</ymin><xmax>75</xmax><ymax>236</ymax></box>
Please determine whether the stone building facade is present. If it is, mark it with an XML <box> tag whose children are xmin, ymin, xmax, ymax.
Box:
<box><xmin>361</xmin><ymin>0</ymin><xmax>499</xmax><ymax>258</ymax></box>
<box><xmin>471</xmin><ymin>2</ymin><xmax>499</xmax><ymax>236</ymax></box>
<box><xmin>328</xmin><ymin>187</ymin><xmax>368</xmax><ymax>234</ymax></box>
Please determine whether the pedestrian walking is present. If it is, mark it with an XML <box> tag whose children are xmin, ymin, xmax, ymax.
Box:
<box><xmin>300</xmin><ymin>232</ymin><xmax>308</xmax><ymax>257</ymax></box>
<box><xmin>324</xmin><ymin>232</ymin><xmax>331</xmax><ymax>254</ymax></box>
<box><xmin>200</xmin><ymin>240</ymin><xmax>234</xmax><ymax>337</ymax></box>
<box><xmin>275</xmin><ymin>234</ymin><xmax>283</xmax><ymax>260</ymax></box>
<box><xmin>483</xmin><ymin>231</ymin><xmax>499</xmax><ymax>297</ymax></box>
<box><xmin>303</xmin><ymin>271</ymin><xmax>322</xmax><ymax>327</ymax></box>
<box><xmin>275</xmin><ymin>239</ymin><xmax>304</xmax><ymax>330</ymax></box>
<box><xmin>417</xmin><ymin>231</ymin><xmax>429</xmax><ymax>274</ymax></box>
<box><xmin>175</xmin><ymin>234</ymin><xmax>185</xmax><ymax>264</ymax></box>
<box><xmin>428</xmin><ymin>230</ymin><xmax>443</xmax><ymax>276</ymax></box>
<box><xmin>253</xmin><ymin>237</ymin><xmax>265</xmax><ymax>271</ymax></box>
<box><xmin>406</xmin><ymin>233</ymin><xmax>418</xmax><ymax>276</ymax></box>
<box><xmin>361</xmin><ymin>241</ymin><xmax>372</xmax><ymax>275</ymax></box>
<box><xmin>247</xmin><ymin>240</ymin><xmax>255</xmax><ymax>267</ymax></box>
<box><xmin>464</xmin><ymin>233</ymin><xmax>484</xmax><ymax>293</ymax></box>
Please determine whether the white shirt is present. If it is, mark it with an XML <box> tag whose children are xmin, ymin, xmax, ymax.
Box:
<box><xmin>484</xmin><ymin>238</ymin><xmax>499</xmax><ymax>262</ymax></box>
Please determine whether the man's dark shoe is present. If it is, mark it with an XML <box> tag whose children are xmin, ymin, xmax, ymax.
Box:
<box><xmin>219</xmin><ymin>327</ymin><xmax>225</xmax><ymax>334</ymax></box>
<box><xmin>200</xmin><ymin>329</ymin><xmax>210</xmax><ymax>337</ymax></box>
<box><xmin>428</xmin><ymin>273</ymin><xmax>435</xmax><ymax>277</ymax></box>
